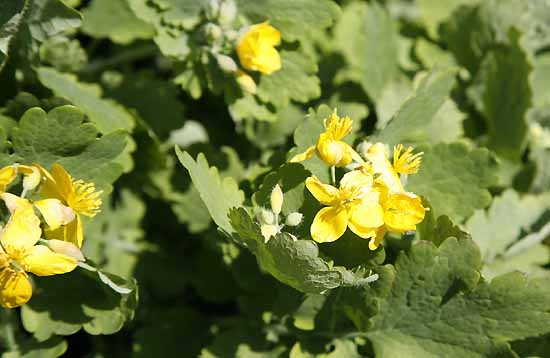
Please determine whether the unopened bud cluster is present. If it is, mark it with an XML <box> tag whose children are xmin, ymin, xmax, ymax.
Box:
<box><xmin>256</xmin><ymin>184</ymin><xmax>301</xmax><ymax>243</ymax></box>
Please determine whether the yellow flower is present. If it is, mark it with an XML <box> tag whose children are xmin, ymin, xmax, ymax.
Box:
<box><xmin>381</xmin><ymin>192</ymin><xmax>425</xmax><ymax>233</ymax></box>
<box><xmin>357</xmin><ymin>143</ymin><xmax>426</xmax><ymax>248</ymax></box>
<box><xmin>0</xmin><ymin>206</ymin><xmax>77</xmax><ymax>308</ymax></box>
<box><xmin>236</xmin><ymin>22</ymin><xmax>281</xmax><ymax>75</ymax></box>
<box><xmin>306</xmin><ymin>171</ymin><xmax>384</xmax><ymax>244</ymax></box>
<box><xmin>37</xmin><ymin>164</ymin><xmax>102</xmax><ymax>248</ymax></box>
<box><xmin>291</xmin><ymin>110</ymin><xmax>362</xmax><ymax>167</ymax></box>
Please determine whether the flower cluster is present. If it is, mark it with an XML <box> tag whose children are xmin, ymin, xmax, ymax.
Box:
<box><xmin>0</xmin><ymin>163</ymin><xmax>101</xmax><ymax>308</ymax></box>
<box><xmin>292</xmin><ymin>110</ymin><xmax>426</xmax><ymax>250</ymax></box>
<box><xmin>257</xmin><ymin>184</ymin><xmax>302</xmax><ymax>243</ymax></box>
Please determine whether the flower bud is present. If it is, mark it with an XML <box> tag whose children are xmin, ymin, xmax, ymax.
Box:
<box><xmin>204</xmin><ymin>23</ymin><xmax>223</xmax><ymax>42</ymax></box>
<box><xmin>205</xmin><ymin>0</ymin><xmax>220</xmax><ymax>19</ymax></box>
<box><xmin>47</xmin><ymin>239</ymin><xmax>85</xmax><ymax>262</ymax></box>
<box><xmin>259</xmin><ymin>209</ymin><xmax>274</xmax><ymax>225</ymax></box>
<box><xmin>216</xmin><ymin>53</ymin><xmax>238</xmax><ymax>73</ymax></box>
<box><xmin>236</xmin><ymin>70</ymin><xmax>256</xmax><ymax>94</ymax></box>
<box><xmin>219</xmin><ymin>0</ymin><xmax>237</xmax><ymax>26</ymax></box>
<box><xmin>285</xmin><ymin>212</ymin><xmax>303</xmax><ymax>227</ymax></box>
<box><xmin>270</xmin><ymin>184</ymin><xmax>283</xmax><ymax>215</ymax></box>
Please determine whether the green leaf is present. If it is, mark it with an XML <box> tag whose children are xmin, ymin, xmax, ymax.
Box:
<box><xmin>406</xmin><ymin>142</ymin><xmax>498</xmax><ymax>221</ymax></box>
<box><xmin>257</xmin><ymin>50</ymin><xmax>320</xmax><ymax>108</ymax></box>
<box><xmin>2</xmin><ymin>336</ymin><xmax>67</xmax><ymax>358</ymax></box>
<box><xmin>84</xmin><ymin>190</ymin><xmax>147</xmax><ymax>278</ymax></box>
<box><xmin>465</xmin><ymin>190</ymin><xmax>550</xmax><ymax>262</ymax></box>
<box><xmin>290</xmin><ymin>339</ymin><xmax>361</xmax><ymax>358</ymax></box>
<box><xmin>343</xmin><ymin>238</ymin><xmax>550</xmax><ymax>358</ymax></box>
<box><xmin>133</xmin><ymin>308</ymin><xmax>211</xmax><ymax>358</ymax></box>
<box><xmin>333</xmin><ymin>1</ymin><xmax>399</xmax><ymax>100</ymax></box>
<box><xmin>0</xmin><ymin>0</ymin><xmax>25</xmax><ymax>71</ymax></box>
<box><xmin>235</xmin><ymin>0</ymin><xmax>339</xmax><ymax>42</ymax></box>
<box><xmin>12</xmin><ymin>0</ymin><xmax>81</xmax><ymax>69</ymax></box>
<box><xmin>36</xmin><ymin>67</ymin><xmax>135</xmax><ymax>134</ymax></box>
<box><xmin>440</xmin><ymin>0</ymin><xmax>546</xmax><ymax>74</ymax></box>
<box><xmin>244</xmin><ymin>104</ymin><xmax>304</xmax><ymax>149</ymax></box>
<box><xmin>414</xmin><ymin>38</ymin><xmax>457</xmax><ymax>69</ymax></box>
<box><xmin>229</xmin><ymin>208</ymin><xmax>372</xmax><ymax>294</ymax></box>
<box><xmin>228</xmin><ymin>94</ymin><xmax>277</xmax><ymax>123</ymax></box>
<box><xmin>12</xmin><ymin>105</ymin><xmax>127</xmax><ymax>192</ymax></box>
<box><xmin>104</xmin><ymin>71</ymin><xmax>185</xmax><ymax>138</ymax></box>
<box><xmin>170</xmin><ymin>146</ymin><xmax>244</xmax><ymax>233</ymax></box>
<box><xmin>469</xmin><ymin>32</ymin><xmax>531</xmax><ymax>161</ymax></box>
<box><xmin>532</xmin><ymin>54</ymin><xmax>550</xmax><ymax>107</ymax></box>
<box><xmin>373</xmin><ymin>68</ymin><xmax>457</xmax><ymax>146</ymax></box>
<box><xmin>415</xmin><ymin>207</ymin><xmax>471</xmax><ymax>247</ymax></box>
<box><xmin>82</xmin><ymin>0</ymin><xmax>154</xmax><ymax>44</ymax></box>
<box><xmin>176</xmin><ymin>148</ymin><xmax>245</xmax><ymax>235</ymax></box>
<box><xmin>21</xmin><ymin>267</ymin><xmax>137</xmax><ymax>340</ymax></box>
<box><xmin>151</xmin><ymin>0</ymin><xmax>205</xmax><ymax>30</ymax></box>
<box><xmin>416</xmin><ymin>0</ymin><xmax>478</xmax><ymax>39</ymax></box>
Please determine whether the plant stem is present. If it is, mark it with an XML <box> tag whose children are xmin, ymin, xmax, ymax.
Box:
<box><xmin>331</xmin><ymin>166</ymin><xmax>336</xmax><ymax>185</ymax></box>
<box><xmin>80</xmin><ymin>43</ymin><xmax>158</xmax><ymax>75</ymax></box>
<box><xmin>1</xmin><ymin>308</ymin><xmax>18</xmax><ymax>352</ymax></box>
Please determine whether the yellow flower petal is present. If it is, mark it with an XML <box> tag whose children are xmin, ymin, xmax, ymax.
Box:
<box><xmin>0</xmin><ymin>270</ymin><xmax>32</xmax><ymax>308</ymax></box>
<box><xmin>383</xmin><ymin>193</ymin><xmax>425</xmax><ymax>233</ymax></box>
<box><xmin>310</xmin><ymin>206</ymin><xmax>348</xmax><ymax>243</ymax></box>
<box><xmin>368</xmin><ymin>228</ymin><xmax>386</xmax><ymax>250</ymax></box>
<box><xmin>290</xmin><ymin>146</ymin><xmax>316</xmax><ymax>163</ymax></box>
<box><xmin>68</xmin><ymin>215</ymin><xmax>84</xmax><ymax>248</ymax></box>
<box><xmin>39</xmin><ymin>163</ymin><xmax>73</xmax><ymax>202</ymax></box>
<box><xmin>1</xmin><ymin>192</ymin><xmax>32</xmax><ymax>213</ymax></box>
<box><xmin>305</xmin><ymin>176</ymin><xmax>339</xmax><ymax>205</ymax></box>
<box><xmin>35</xmin><ymin>199</ymin><xmax>75</xmax><ymax>230</ymax></box>
<box><xmin>348</xmin><ymin>201</ymin><xmax>384</xmax><ymax>239</ymax></box>
<box><xmin>253</xmin><ymin>21</ymin><xmax>281</xmax><ymax>46</ymax></box>
<box><xmin>253</xmin><ymin>44</ymin><xmax>281</xmax><ymax>74</ymax></box>
<box><xmin>0</xmin><ymin>166</ymin><xmax>17</xmax><ymax>193</ymax></box>
<box><xmin>0</xmin><ymin>206</ymin><xmax>41</xmax><ymax>251</ymax></box>
<box><xmin>339</xmin><ymin>170</ymin><xmax>373</xmax><ymax>192</ymax></box>
<box><xmin>44</xmin><ymin>214</ymin><xmax>84</xmax><ymax>248</ymax></box>
<box><xmin>22</xmin><ymin>245</ymin><xmax>77</xmax><ymax>277</ymax></box>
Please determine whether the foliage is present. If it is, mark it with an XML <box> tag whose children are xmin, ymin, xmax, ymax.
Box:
<box><xmin>1</xmin><ymin>0</ymin><xmax>550</xmax><ymax>357</ymax></box>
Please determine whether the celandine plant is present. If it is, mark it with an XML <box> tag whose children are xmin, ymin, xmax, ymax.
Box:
<box><xmin>1</xmin><ymin>0</ymin><xmax>550</xmax><ymax>357</ymax></box>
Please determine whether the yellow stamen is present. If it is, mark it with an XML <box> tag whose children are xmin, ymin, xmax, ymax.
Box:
<box><xmin>392</xmin><ymin>144</ymin><xmax>423</xmax><ymax>174</ymax></box>
<box><xmin>68</xmin><ymin>180</ymin><xmax>102</xmax><ymax>217</ymax></box>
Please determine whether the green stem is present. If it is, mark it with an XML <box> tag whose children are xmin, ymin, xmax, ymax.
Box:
<box><xmin>331</xmin><ymin>166</ymin><xmax>336</xmax><ymax>185</ymax></box>
<box><xmin>1</xmin><ymin>308</ymin><xmax>18</xmax><ymax>352</ymax></box>
<box><xmin>79</xmin><ymin>43</ymin><xmax>158</xmax><ymax>75</ymax></box>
